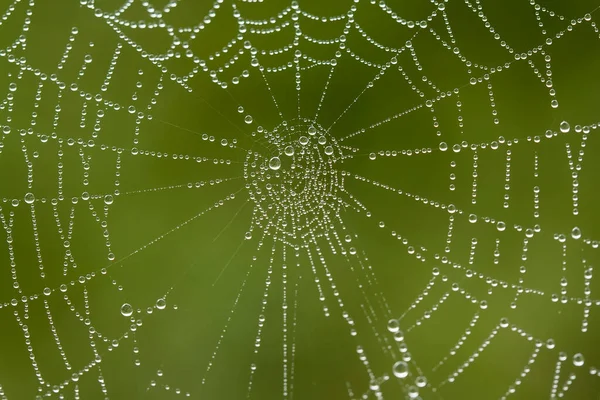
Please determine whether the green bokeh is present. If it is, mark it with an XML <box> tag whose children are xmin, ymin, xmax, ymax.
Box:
<box><xmin>0</xmin><ymin>0</ymin><xmax>599</xmax><ymax>399</ymax></box>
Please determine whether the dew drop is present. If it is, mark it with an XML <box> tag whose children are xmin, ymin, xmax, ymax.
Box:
<box><xmin>407</xmin><ymin>386</ymin><xmax>419</xmax><ymax>399</ymax></box>
<box><xmin>415</xmin><ymin>376</ymin><xmax>427</xmax><ymax>388</ymax></box>
<box><xmin>387</xmin><ymin>318</ymin><xmax>400</xmax><ymax>333</ymax></box>
<box><xmin>369</xmin><ymin>379</ymin><xmax>379</xmax><ymax>391</ymax></box>
<box><xmin>244</xmin><ymin>115</ymin><xmax>253</xmax><ymax>124</ymax></box>
<box><xmin>571</xmin><ymin>226</ymin><xmax>581</xmax><ymax>240</ymax></box>
<box><xmin>268</xmin><ymin>156</ymin><xmax>281</xmax><ymax>170</ymax></box>
<box><xmin>394</xmin><ymin>330</ymin><xmax>404</xmax><ymax>342</ymax></box>
<box><xmin>392</xmin><ymin>361</ymin><xmax>409</xmax><ymax>378</ymax></box>
<box><xmin>559</xmin><ymin>121</ymin><xmax>570</xmax><ymax>133</ymax></box>
<box><xmin>121</xmin><ymin>303</ymin><xmax>133</xmax><ymax>317</ymax></box>
<box><xmin>496</xmin><ymin>221</ymin><xmax>506</xmax><ymax>232</ymax></box>
<box><xmin>156</xmin><ymin>298</ymin><xmax>166</xmax><ymax>310</ymax></box>
<box><xmin>24</xmin><ymin>192</ymin><xmax>35</xmax><ymax>204</ymax></box>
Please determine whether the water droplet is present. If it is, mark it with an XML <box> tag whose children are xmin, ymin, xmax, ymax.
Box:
<box><xmin>324</xmin><ymin>146</ymin><xmax>334</xmax><ymax>155</ymax></box>
<box><xmin>268</xmin><ymin>156</ymin><xmax>281</xmax><ymax>170</ymax></box>
<box><xmin>571</xmin><ymin>226</ymin><xmax>581</xmax><ymax>240</ymax></box>
<box><xmin>573</xmin><ymin>353</ymin><xmax>585</xmax><ymax>367</ymax></box>
<box><xmin>121</xmin><ymin>303</ymin><xmax>133</xmax><ymax>317</ymax></box>
<box><xmin>156</xmin><ymin>298</ymin><xmax>166</xmax><ymax>310</ymax></box>
<box><xmin>392</xmin><ymin>361</ymin><xmax>409</xmax><ymax>378</ymax></box>
<box><xmin>439</xmin><ymin>142</ymin><xmax>448</xmax><ymax>151</ymax></box>
<box><xmin>394</xmin><ymin>330</ymin><xmax>404</xmax><ymax>342</ymax></box>
<box><xmin>284</xmin><ymin>145</ymin><xmax>295</xmax><ymax>156</ymax></box>
<box><xmin>104</xmin><ymin>194</ymin><xmax>114</xmax><ymax>205</ymax></box>
<box><xmin>24</xmin><ymin>192</ymin><xmax>35</xmax><ymax>204</ymax></box>
<box><xmin>525</xmin><ymin>228</ymin><xmax>534</xmax><ymax>238</ymax></box>
<box><xmin>496</xmin><ymin>221</ymin><xmax>506</xmax><ymax>232</ymax></box>
<box><xmin>308</xmin><ymin>125</ymin><xmax>317</xmax><ymax>135</ymax></box>
<box><xmin>244</xmin><ymin>115</ymin><xmax>253</xmax><ymax>124</ymax></box>
<box><xmin>365</xmin><ymin>379</ymin><xmax>378</xmax><ymax>393</ymax></box>
<box><xmin>299</xmin><ymin>136</ymin><xmax>309</xmax><ymax>146</ymax></box>
<box><xmin>468</xmin><ymin>214</ymin><xmax>477</xmax><ymax>223</ymax></box>
<box><xmin>560</xmin><ymin>121</ymin><xmax>570</xmax><ymax>133</ymax></box>
<box><xmin>407</xmin><ymin>386</ymin><xmax>419</xmax><ymax>399</ymax></box>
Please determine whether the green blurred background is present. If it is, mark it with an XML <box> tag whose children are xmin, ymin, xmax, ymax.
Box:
<box><xmin>0</xmin><ymin>0</ymin><xmax>600</xmax><ymax>399</ymax></box>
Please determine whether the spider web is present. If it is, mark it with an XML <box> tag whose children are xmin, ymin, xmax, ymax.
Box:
<box><xmin>0</xmin><ymin>0</ymin><xmax>600</xmax><ymax>399</ymax></box>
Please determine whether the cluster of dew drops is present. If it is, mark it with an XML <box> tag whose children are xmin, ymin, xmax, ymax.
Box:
<box><xmin>119</xmin><ymin>298</ymin><xmax>170</xmax><ymax>326</ymax></box>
